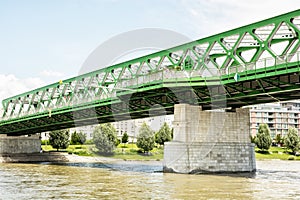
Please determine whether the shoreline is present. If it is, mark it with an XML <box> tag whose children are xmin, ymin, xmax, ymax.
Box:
<box><xmin>0</xmin><ymin>152</ymin><xmax>163</xmax><ymax>165</ymax></box>
<box><xmin>64</xmin><ymin>153</ymin><xmax>164</xmax><ymax>167</ymax></box>
<box><xmin>1</xmin><ymin>152</ymin><xmax>300</xmax><ymax>167</ymax></box>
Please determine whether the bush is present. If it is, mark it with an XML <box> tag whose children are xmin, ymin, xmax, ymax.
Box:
<box><xmin>136</xmin><ymin>123</ymin><xmax>155</xmax><ymax>153</ymax></box>
<box><xmin>121</xmin><ymin>132</ymin><xmax>129</xmax><ymax>144</ymax></box>
<box><xmin>49</xmin><ymin>129</ymin><xmax>70</xmax><ymax>151</ymax></box>
<box><xmin>155</xmin><ymin>122</ymin><xmax>172</xmax><ymax>146</ymax></box>
<box><xmin>84</xmin><ymin>139</ymin><xmax>94</xmax><ymax>145</ymax></box>
<box><xmin>130</xmin><ymin>149</ymin><xmax>138</xmax><ymax>153</ymax></box>
<box><xmin>41</xmin><ymin>140</ymin><xmax>49</xmax><ymax>145</ymax></box>
<box><xmin>284</xmin><ymin>127</ymin><xmax>300</xmax><ymax>154</ymax></box>
<box><xmin>255</xmin><ymin>124</ymin><xmax>272</xmax><ymax>151</ymax></box>
<box><xmin>73</xmin><ymin>150</ymin><xmax>91</xmax><ymax>156</ymax></box>
<box><xmin>93</xmin><ymin>123</ymin><xmax>118</xmax><ymax>155</ymax></box>
<box><xmin>70</xmin><ymin>131</ymin><xmax>86</xmax><ymax>145</ymax></box>
<box><xmin>250</xmin><ymin>136</ymin><xmax>256</xmax><ymax>144</ymax></box>
<box><xmin>256</xmin><ymin>150</ymin><xmax>270</xmax><ymax>154</ymax></box>
<box><xmin>288</xmin><ymin>156</ymin><xmax>295</xmax><ymax>160</ymax></box>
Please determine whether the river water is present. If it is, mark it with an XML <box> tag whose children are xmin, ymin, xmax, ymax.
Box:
<box><xmin>0</xmin><ymin>160</ymin><xmax>300</xmax><ymax>200</ymax></box>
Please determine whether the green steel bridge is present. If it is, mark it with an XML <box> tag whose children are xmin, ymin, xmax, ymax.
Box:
<box><xmin>1</xmin><ymin>10</ymin><xmax>300</xmax><ymax>136</ymax></box>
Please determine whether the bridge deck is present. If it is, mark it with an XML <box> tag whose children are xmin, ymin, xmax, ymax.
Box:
<box><xmin>1</xmin><ymin>10</ymin><xmax>300</xmax><ymax>135</ymax></box>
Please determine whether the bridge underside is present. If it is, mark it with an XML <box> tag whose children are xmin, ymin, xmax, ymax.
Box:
<box><xmin>0</xmin><ymin>66</ymin><xmax>299</xmax><ymax>136</ymax></box>
<box><xmin>1</xmin><ymin>9</ymin><xmax>300</xmax><ymax>136</ymax></box>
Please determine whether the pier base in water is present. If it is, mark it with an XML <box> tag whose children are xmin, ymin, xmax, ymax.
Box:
<box><xmin>163</xmin><ymin>104</ymin><xmax>256</xmax><ymax>174</ymax></box>
<box><xmin>0</xmin><ymin>134</ymin><xmax>41</xmax><ymax>154</ymax></box>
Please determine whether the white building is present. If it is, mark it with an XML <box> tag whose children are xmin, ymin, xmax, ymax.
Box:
<box><xmin>249</xmin><ymin>101</ymin><xmax>300</xmax><ymax>138</ymax></box>
<box><xmin>112</xmin><ymin>115</ymin><xmax>174</xmax><ymax>142</ymax></box>
<box><xmin>63</xmin><ymin>115</ymin><xmax>174</xmax><ymax>142</ymax></box>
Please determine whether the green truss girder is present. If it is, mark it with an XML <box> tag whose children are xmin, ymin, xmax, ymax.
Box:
<box><xmin>1</xmin><ymin>10</ymin><xmax>300</xmax><ymax>135</ymax></box>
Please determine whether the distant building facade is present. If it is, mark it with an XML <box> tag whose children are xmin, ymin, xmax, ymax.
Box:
<box><xmin>250</xmin><ymin>101</ymin><xmax>300</xmax><ymax>138</ymax></box>
<box><xmin>65</xmin><ymin>115</ymin><xmax>174</xmax><ymax>142</ymax></box>
<box><xmin>112</xmin><ymin>115</ymin><xmax>174</xmax><ymax>142</ymax></box>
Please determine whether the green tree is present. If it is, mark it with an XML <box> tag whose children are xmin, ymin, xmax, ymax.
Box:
<box><xmin>155</xmin><ymin>122</ymin><xmax>172</xmax><ymax>146</ymax></box>
<box><xmin>274</xmin><ymin>133</ymin><xmax>283</xmax><ymax>147</ymax></box>
<box><xmin>255</xmin><ymin>124</ymin><xmax>272</xmax><ymax>151</ymax></box>
<box><xmin>136</xmin><ymin>122</ymin><xmax>155</xmax><ymax>153</ymax></box>
<box><xmin>250</xmin><ymin>135</ymin><xmax>256</xmax><ymax>144</ymax></box>
<box><xmin>49</xmin><ymin>129</ymin><xmax>70</xmax><ymax>151</ymax></box>
<box><xmin>71</xmin><ymin>131</ymin><xmax>86</xmax><ymax>145</ymax></box>
<box><xmin>121</xmin><ymin>132</ymin><xmax>129</xmax><ymax>144</ymax></box>
<box><xmin>284</xmin><ymin>127</ymin><xmax>300</xmax><ymax>154</ymax></box>
<box><xmin>93</xmin><ymin>123</ymin><xmax>118</xmax><ymax>155</ymax></box>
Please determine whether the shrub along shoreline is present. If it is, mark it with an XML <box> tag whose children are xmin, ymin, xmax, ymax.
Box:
<box><xmin>42</xmin><ymin>143</ymin><xmax>164</xmax><ymax>161</ymax></box>
<box><xmin>255</xmin><ymin>146</ymin><xmax>300</xmax><ymax>160</ymax></box>
<box><xmin>42</xmin><ymin>144</ymin><xmax>300</xmax><ymax>161</ymax></box>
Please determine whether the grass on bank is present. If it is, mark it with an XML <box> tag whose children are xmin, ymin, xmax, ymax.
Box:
<box><xmin>42</xmin><ymin>144</ymin><xmax>300</xmax><ymax>161</ymax></box>
<box><xmin>255</xmin><ymin>146</ymin><xmax>300</xmax><ymax>160</ymax></box>
<box><xmin>41</xmin><ymin>143</ymin><xmax>164</xmax><ymax>161</ymax></box>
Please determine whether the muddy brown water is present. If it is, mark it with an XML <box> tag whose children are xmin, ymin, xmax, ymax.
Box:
<box><xmin>0</xmin><ymin>160</ymin><xmax>300</xmax><ymax>199</ymax></box>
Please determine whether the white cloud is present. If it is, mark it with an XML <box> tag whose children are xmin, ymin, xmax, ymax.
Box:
<box><xmin>0</xmin><ymin>74</ymin><xmax>45</xmax><ymax>106</ymax></box>
<box><xmin>179</xmin><ymin>0</ymin><xmax>299</xmax><ymax>38</ymax></box>
<box><xmin>40</xmin><ymin>69</ymin><xmax>64</xmax><ymax>77</ymax></box>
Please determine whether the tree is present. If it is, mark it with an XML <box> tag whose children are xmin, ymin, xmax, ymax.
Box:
<box><xmin>71</xmin><ymin>131</ymin><xmax>86</xmax><ymax>145</ymax></box>
<box><xmin>274</xmin><ymin>133</ymin><xmax>283</xmax><ymax>147</ymax></box>
<box><xmin>121</xmin><ymin>132</ymin><xmax>129</xmax><ymax>144</ymax></box>
<box><xmin>284</xmin><ymin>127</ymin><xmax>300</xmax><ymax>154</ymax></box>
<box><xmin>136</xmin><ymin>122</ymin><xmax>155</xmax><ymax>153</ymax></box>
<box><xmin>49</xmin><ymin>129</ymin><xmax>70</xmax><ymax>151</ymax></box>
<box><xmin>250</xmin><ymin>135</ymin><xmax>256</xmax><ymax>144</ymax></box>
<box><xmin>93</xmin><ymin>123</ymin><xmax>118</xmax><ymax>155</ymax></box>
<box><xmin>255</xmin><ymin>124</ymin><xmax>272</xmax><ymax>151</ymax></box>
<box><xmin>155</xmin><ymin>122</ymin><xmax>172</xmax><ymax>146</ymax></box>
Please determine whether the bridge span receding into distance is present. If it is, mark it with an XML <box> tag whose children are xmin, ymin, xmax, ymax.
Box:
<box><xmin>0</xmin><ymin>10</ymin><xmax>300</xmax><ymax>173</ymax></box>
<box><xmin>0</xmin><ymin>9</ymin><xmax>300</xmax><ymax>136</ymax></box>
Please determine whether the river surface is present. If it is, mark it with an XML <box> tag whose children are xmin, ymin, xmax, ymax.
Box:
<box><xmin>0</xmin><ymin>160</ymin><xmax>300</xmax><ymax>200</ymax></box>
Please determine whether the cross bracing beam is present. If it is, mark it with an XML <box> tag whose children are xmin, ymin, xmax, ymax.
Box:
<box><xmin>1</xmin><ymin>10</ymin><xmax>300</xmax><ymax>135</ymax></box>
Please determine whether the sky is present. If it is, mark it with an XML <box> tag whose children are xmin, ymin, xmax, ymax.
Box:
<box><xmin>0</xmin><ymin>0</ymin><xmax>299</xmax><ymax>103</ymax></box>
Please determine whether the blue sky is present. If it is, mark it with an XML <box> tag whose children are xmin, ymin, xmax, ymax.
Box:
<box><xmin>0</xmin><ymin>0</ymin><xmax>299</xmax><ymax>102</ymax></box>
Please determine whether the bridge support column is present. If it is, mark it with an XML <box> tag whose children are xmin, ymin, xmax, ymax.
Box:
<box><xmin>163</xmin><ymin>104</ymin><xmax>256</xmax><ymax>174</ymax></box>
<box><xmin>0</xmin><ymin>134</ymin><xmax>41</xmax><ymax>154</ymax></box>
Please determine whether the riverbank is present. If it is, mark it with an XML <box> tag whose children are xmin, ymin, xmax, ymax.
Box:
<box><xmin>44</xmin><ymin>144</ymin><xmax>300</xmax><ymax>161</ymax></box>
<box><xmin>0</xmin><ymin>152</ymin><xmax>163</xmax><ymax>165</ymax></box>
<box><xmin>2</xmin><ymin>145</ymin><xmax>299</xmax><ymax>163</ymax></box>
<box><xmin>0</xmin><ymin>152</ymin><xmax>68</xmax><ymax>163</ymax></box>
<box><xmin>42</xmin><ymin>144</ymin><xmax>164</xmax><ymax>161</ymax></box>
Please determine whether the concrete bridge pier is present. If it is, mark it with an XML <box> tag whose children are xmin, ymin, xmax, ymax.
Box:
<box><xmin>163</xmin><ymin>104</ymin><xmax>256</xmax><ymax>174</ymax></box>
<box><xmin>0</xmin><ymin>134</ymin><xmax>69</xmax><ymax>163</ymax></box>
<box><xmin>0</xmin><ymin>134</ymin><xmax>41</xmax><ymax>154</ymax></box>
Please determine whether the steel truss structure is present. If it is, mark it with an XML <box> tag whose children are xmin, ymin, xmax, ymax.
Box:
<box><xmin>1</xmin><ymin>10</ymin><xmax>300</xmax><ymax>135</ymax></box>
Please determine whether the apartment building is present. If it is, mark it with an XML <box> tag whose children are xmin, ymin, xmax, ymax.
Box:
<box><xmin>112</xmin><ymin>115</ymin><xmax>174</xmax><ymax>142</ymax></box>
<box><xmin>66</xmin><ymin>115</ymin><xmax>174</xmax><ymax>141</ymax></box>
<box><xmin>250</xmin><ymin>101</ymin><xmax>300</xmax><ymax>138</ymax></box>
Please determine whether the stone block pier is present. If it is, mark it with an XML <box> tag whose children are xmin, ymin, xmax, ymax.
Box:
<box><xmin>163</xmin><ymin>104</ymin><xmax>256</xmax><ymax>174</ymax></box>
<box><xmin>0</xmin><ymin>134</ymin><xmax>68</xmax><ymax>163</ymax></box>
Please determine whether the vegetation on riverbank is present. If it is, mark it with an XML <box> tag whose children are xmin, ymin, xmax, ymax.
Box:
<box><xmin>255</xmin><ymin>146</ymin><xmax>300</xmax><ymax>160</ymax></box>
<box><xmin>41</xmin><ymin>122</ymin><xmax>300</xmax><ymax>161</ymax></box>
<box><xmin>42</xmin><ymin>143</ymin><xmax>164</xmax><ymax>161</ymax></box>
<box><xmin>42</xmin><ymin>144</ymin><xmax>300</xmax><ymax>161</ymax></box>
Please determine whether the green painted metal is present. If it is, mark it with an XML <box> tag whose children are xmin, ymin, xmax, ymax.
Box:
<box><xmin>0</xmin><ymin>10</ymin><xmax>300</xmax><ymax>135</ymax></box>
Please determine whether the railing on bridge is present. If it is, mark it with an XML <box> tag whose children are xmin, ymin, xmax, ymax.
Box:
<box><xmin>2</xmin><ymin>51</ymin><xmax>300</xmax><ymax>122</ymax></box>
<box><xmin>1</xmin><ymin>9</ymin><xmax>300</xmax><ymax>122</ymax></box>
